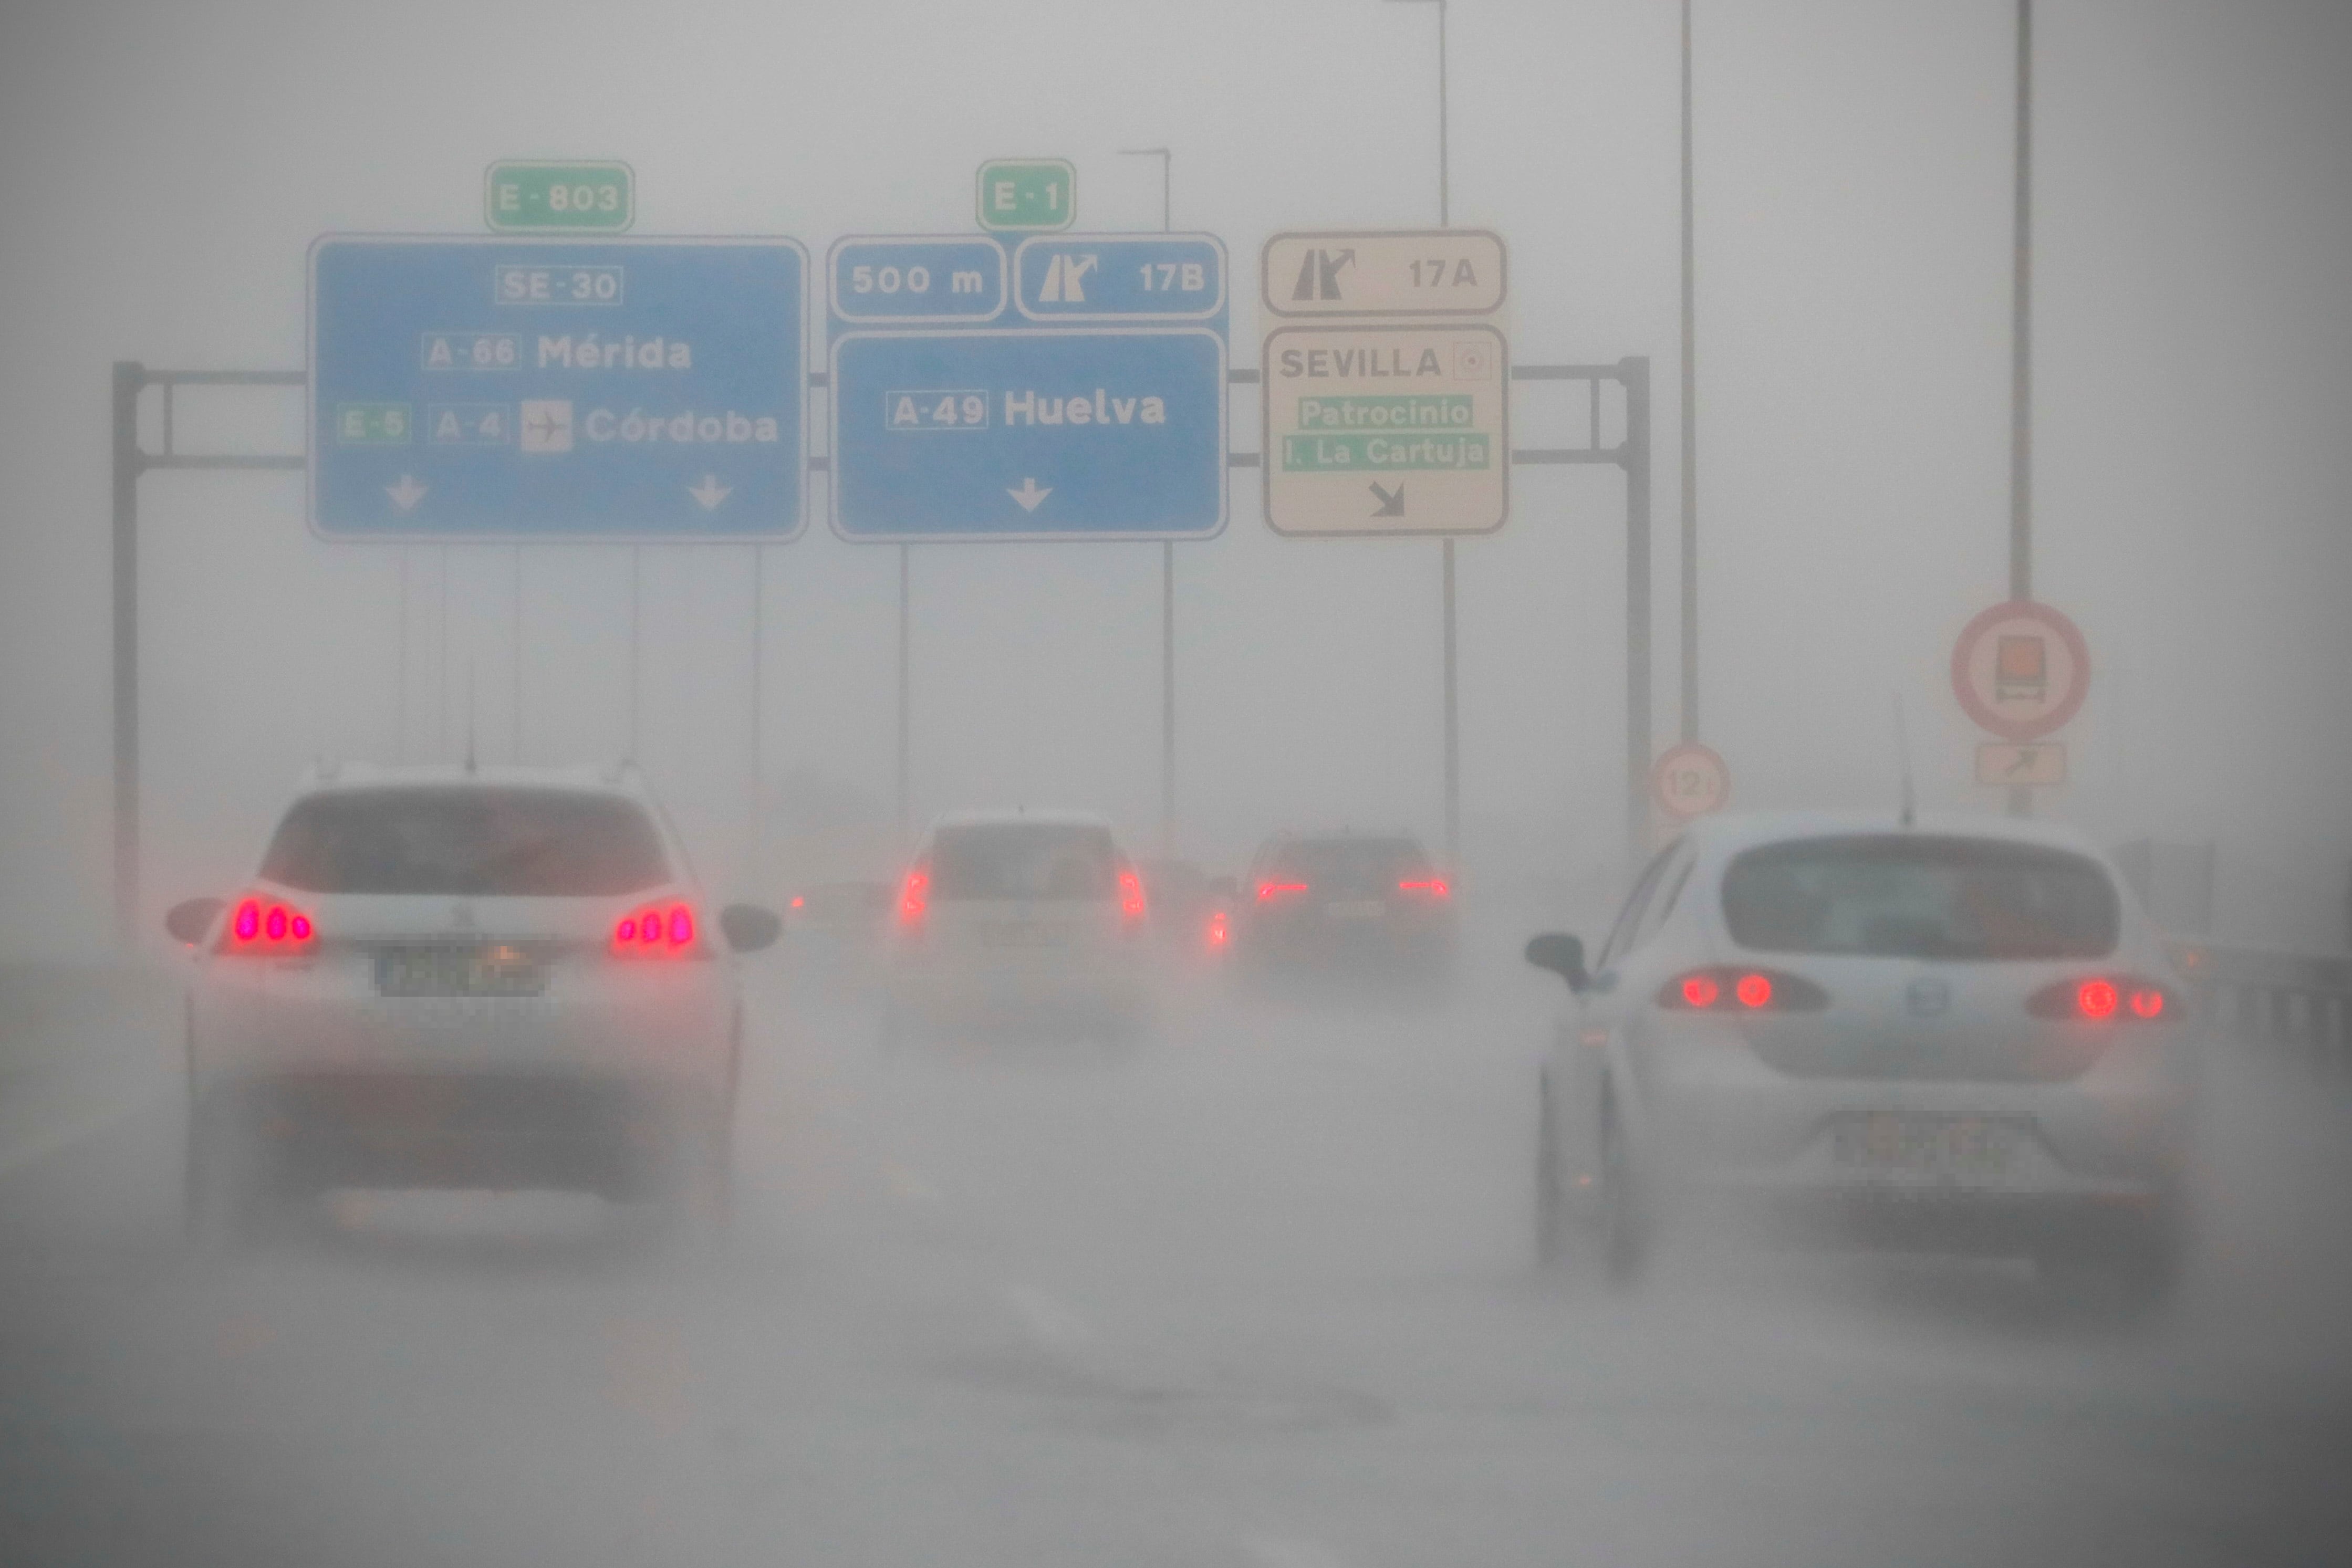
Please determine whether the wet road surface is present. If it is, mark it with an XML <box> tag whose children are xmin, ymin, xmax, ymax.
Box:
<box><xmin>3</xmin><ymin>960</ymin><xmax>2349</xmax><ymax>1567</ymax></box>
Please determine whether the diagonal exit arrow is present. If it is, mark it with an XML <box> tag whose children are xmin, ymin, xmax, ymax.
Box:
<box><xmin>1368</xmin><ymin>480</ymin><xmax>1405</xmax><ymax>518</ymax></box>
<box><xmin>1007</xmin><ymin>477</ymin><xmax>1052</xmax><ymax>512</ymax></box>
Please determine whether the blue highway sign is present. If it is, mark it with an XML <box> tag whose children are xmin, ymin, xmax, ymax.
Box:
<box><xmin>308</xmin><ymin>236</ymin><xmax>806</xmax><ymax>539</ymax></box>
<box><xmin>1013</xmin><ymin>235</ymin><xmax>1224</xmax><ymax>322</ymax></box>
<box><xmin>831</xmin><ymin>237</ymin><xmax>1006</xmax><ymax>325</ymax></box>
<box><xmin>827</xmin><ymin>233</ymin><xmax>1226</xmax><ymax>542</ymax></box>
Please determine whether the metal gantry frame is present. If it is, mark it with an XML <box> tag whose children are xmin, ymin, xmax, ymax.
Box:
<box><xmin>108</xmin><ymin>352</ymin><xmax>1653</xmax><ymax>948</ymax></box>
<box><xmin>110</xmin><ymin>364</ymin><xmax>304</xmax><ymax>946</ymax></box>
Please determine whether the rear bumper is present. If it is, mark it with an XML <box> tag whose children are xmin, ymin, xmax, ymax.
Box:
<box><xmin>888</xmin><ymin>947</ymin><xmax>1146</xmax><ymax>1021</ymax></box>
<box><xmin>200</xmin><ymin>1070</ymin><xmax>722</xmax><ymax>1193</ymax></box>
<box><xmin>1242</xmin><ymin>919</ymin><xmax>1454</xmax><ymax>975</ymax></box>
<box><xmin>1637</xmin><ymin>1029</ymin><xmax>2194</xmax><ymax>1204</ymax></box>
<box><xmin>189</xmin><ymin>957</ymin><xmax>733</xmax><ymax>1091</ymax></box>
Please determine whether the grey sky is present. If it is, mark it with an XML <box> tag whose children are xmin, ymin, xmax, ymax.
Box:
<box><xmin>2</xmin><ymin>0</ymin><xmax>2347</xmax><ymax>957</ymax></box>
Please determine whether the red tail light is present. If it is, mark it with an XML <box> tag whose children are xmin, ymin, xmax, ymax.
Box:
<box><xmin>1659</xmin><ymin>967</ymin><xmax>1827</xmax><ymax>1013</ymax></box>
<box><xmin>612</xmin><ymin>898</ymin><xmax>699</xmax><ymax>957</ymax></box>
<box><xmin>1257</xmin><ymin>880</ymin><xmax>1309</xmax><ymax>903</ymax></box>
<box><xmin>2028</xmin><ymin>976</ymin><xmax>2174</xmax><ymax>1022</ymax></box>
<box><xmin>1118</xmin><ymin>866</ymin><xmax>1147</xmax><ymax>926</ymax></box>
<box><xmin>1206</xmin><ymin>908</ymin><xmax>1229</xmax><ymax>949</ymax></box>
<box><xmin>898</xmin><ymin>863</ymin><xmax>930</xmax><ymax>927</ymax></box>
<box><xmin>219</xmin><ymin>893</ymin><xmax>317</xmax><ymax>956</ymax></box>
<box><xmin>1397</xmin><ymin>877</ymin><xmax>1451</xmax><ymax>900</ymax></box>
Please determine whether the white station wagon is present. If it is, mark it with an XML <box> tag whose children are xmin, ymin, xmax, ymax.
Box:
<box><xmin>1526</xmin><ymin>810</ymin><xmax>2197</xmax><ymax>1303</ymax></box>
<box><xmin>882</xmin><ymin>810</ymin><xmax>1152</xmax><ymax>1044</ymax></box>
<box><xmin>166</xmin><ymin>763</ymin><xmax>779</xmax><ymax>1240</ymax></box>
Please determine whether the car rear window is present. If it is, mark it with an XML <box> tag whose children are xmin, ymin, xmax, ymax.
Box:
<box><xmin>1721</xmin><ymin>835</ymin><xmax>2119</xmax><ymax>960</ymax></box>
<box><xmin>929</xmin><ymin>823</ymin><xmax>1118</xmax><ymax>901</ymax></box>
<box><xmin>259</xmin><ymin>788</ymin><xmax>671</xmax><ymax>896</ymax></box>
<box><xmin>1270</xmin><ymin>838</ymin><xmax>1427</xmax><ymax>892</ymax></box>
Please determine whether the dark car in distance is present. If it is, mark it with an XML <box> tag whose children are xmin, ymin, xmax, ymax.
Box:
<box><xmin>1234</xmin><ymin>832</ymin><xmax>1456</xmax><ymax>994</ymax></box>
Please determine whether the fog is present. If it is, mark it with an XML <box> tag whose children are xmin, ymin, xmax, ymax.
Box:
<box><xmin>3</xmin><ymin>1</ymin><xmax>2351</xmax><ymax>1564</ymax></box>
<box><xmin>1</xmin><ymin>0</ymin><xmax>2347</xmax><ymax>946</ymax></box>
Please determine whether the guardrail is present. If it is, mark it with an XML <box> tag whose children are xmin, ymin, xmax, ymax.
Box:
<box><xmin>2169</xmin><ymin>942</ymin><xmax>2352</xmax><ymax>1072</ymax></box>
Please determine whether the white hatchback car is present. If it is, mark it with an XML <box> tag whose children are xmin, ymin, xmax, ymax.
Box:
<box><xmin>166</xmin><ymin>763</ymin><xmax>780</xmax><ymax>1239</ymax></box>
<box><xmin>1527</xmin><ymin>811</ymin><xmax>2197</xmax><ymax>1301</ymax></box>
<box><xmin>882</xmin><ymin>811</ymin><xmax>1151</xmax><ymax>1043</ymax></box>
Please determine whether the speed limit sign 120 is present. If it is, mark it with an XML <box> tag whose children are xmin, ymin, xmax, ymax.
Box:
<box><xmin>1653</xmin><ymin>742</ymin><xmax>1730</xmax><ymax>821</ymax></box>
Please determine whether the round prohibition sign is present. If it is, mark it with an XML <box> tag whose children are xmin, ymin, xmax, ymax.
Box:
<box><xmin>1652</xmin><ymin>742</ymin><xmax>1731</xmax><ymax>821</ymax></box>
<box><xmin>1950</xmin><ymin>600</ymin><xmax>2090</xmax><ymax>743</ymax></box>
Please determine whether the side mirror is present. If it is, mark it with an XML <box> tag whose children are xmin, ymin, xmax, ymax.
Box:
<box><xmin>165</xmin><ymin>896</ymin><xmax>224</xmax><ymax>947</ymax></box>
<box><xmin>1524</xmin><ymin>933</ymin><xmax>1589</xmax><ymax>992</ymax></box>
<box><xmin>720</xmin><ymin>904</ymin><xmax>783</xmax><ymax>954</ymax></box>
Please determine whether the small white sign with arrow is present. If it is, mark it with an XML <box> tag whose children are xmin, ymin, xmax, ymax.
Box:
<box><xmin>688</xmin><ymin>474</ymin><xmax>732</xmax><ymax>511</ymax></box>
<box><xmin>386</xmin><ymin>475</ymin><xmax>429</xmax><ymax>513</ymax></box>
<box><xmin>1006</xmin><ymin>477</ymin><xmax>1052</xmax><ymax>512</ymax></box>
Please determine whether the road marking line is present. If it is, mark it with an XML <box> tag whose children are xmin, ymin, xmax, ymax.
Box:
<box><xmin>0</xmin><ymin>1082</ymin><xmax>168</xmax><ymax>1182</ymax></box>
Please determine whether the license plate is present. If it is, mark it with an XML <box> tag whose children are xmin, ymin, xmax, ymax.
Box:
<box><xmin>1324</xmin><ymin>899</ymin><xmax>1387</xmax><ymax>921</ymax></box>
<box><xmin>373</xmin><ymin>943</ymin><xmax>548</xmax><ymax>998</ymax></box>
<box><xmin>1833</xmin><ymin>1113</ymin><xmax>2014</xmax><ymax>1178</ymax></box>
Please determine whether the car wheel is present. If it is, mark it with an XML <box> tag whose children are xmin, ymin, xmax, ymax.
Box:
<box><xmin>2041</xmin><ymin>1200</ymin><xmax>2184</xmax><ymax>1321</ymax></box>
<box><xmin>1598</xmin><ymin>1089</ymin><xmax>1651</xmax><ymax>1286</ymax></box>
<box><xmin>645</xmin><ymin>1101</ymin><xmax>732</xmax><ymax>1254</ymax></box>
<box><xmin>185</xmin><ymin>1084</ymin><xmax>278</xmax><ymax>1252</ymax></box>
<box><xmin>1534</xmin><ymin>1071</ymin><xmax>1575</xmax><ymax>1271</ymax></box>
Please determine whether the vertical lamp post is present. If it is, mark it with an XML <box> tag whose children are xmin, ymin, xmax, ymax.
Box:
<box><xmin>1383</xmin><ymin>0</ymin><xmax>1462</xmax><ymax>865</ymax></box>
<box><xmin>1680</xmin><ymin>0</ymin><xmax>1700</xmax><ymax>748</ymax></box>
<box><xmin>2007</xmin><ymin>0</ymin><xmax>2035</xmax><ymax>817</ymax></box>
<box><xmin>1121</xmin><ymin>146</ymin><xmax>1179</xmax><ymax>858</ymax></box>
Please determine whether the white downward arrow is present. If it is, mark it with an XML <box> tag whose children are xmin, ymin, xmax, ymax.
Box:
<box><xmin>688</xmin><ymin>474</ymin><xmax>731</xmax><ymax>510</ymax></box>
<box><xmin>386</xmin><ymin>475</ymin><xmax>428</xmax><ymax>512</ymax></box>
<box><xmin>1007</xmin><ymin>477</ymin><xmax>1052</xmax><ymax>512</ymax></box>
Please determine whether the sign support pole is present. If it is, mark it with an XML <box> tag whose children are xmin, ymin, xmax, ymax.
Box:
<box><xmin>1679</xmin><ymin>0</ymin><xmax>1701</xmax><ymax>747</ymax></box>
<box><xmin>1443</xmin><ymin>539</ymin><xmax>1459</xmax><ymax>859</ymax></box>
<box><xmin>436</xmin><ymin>546</ymin><xmax>450</xmax><ymax>757</ymax></box>
<box><xmin>108</xmin><ymin>365</ymin><xmax>304</xmax><ymax>950</ymax></box>
<box><xmin>1622</xmin><ymin>357</ymin><xmax>1653</xmax><ymax>867</ymax></box>
<box><xmin>1162</xmin><ymin>540</ymin><xmax>1176</xmax><ymax>857</ymax></box>
<box><xmin>626</xmin><ymin>547</ymin><xmax>640</xmax><ymax>760</ymax></box>
<box><xmin>511</xmin><ymin>546</ymin><xmax>524</xmax><ymax>761</ymax></box>
<box><xmin>2007</xmin><ymin>0</ymin><xmax>2035</xmax><ymax>817</ymax></box>
<box><xmin>1384</xmin><ymin>0</ymin><xmax>1461</xmax><ymax>863</ymax></box>
<box><xmin>897</xmin><ymin>543</ymin><xmax>911</xmax><ymax>837</ymax></box>
<box><xmin>748</xmin><ymin>542</ymin><xmax>763</xmax><ymax>883</ymax></box>
<box><xmin>111</xmin><ymin>362</ymin><xmax>142</xmax><ymax>950</ymax></box>
<box><xmin>1121</xmin><ymin>145</ymin><xmax>1180</xmax><ymax>858</ymax></box>
<box><xmin>395</xmin><ymin>548</ymin><xmax>409</xmax><ymax>762</ymax></box>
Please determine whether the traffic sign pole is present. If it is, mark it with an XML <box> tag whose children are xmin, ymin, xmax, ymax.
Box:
<box><xmin>2008</xmin><ymin>0</ymin><xmax>2036</xmax><ymax>814</ymax></box>
<box><xmin>1123</xmin><ymin>146</ymin><xmax>1180</xmax><ymax>858</ymax></box>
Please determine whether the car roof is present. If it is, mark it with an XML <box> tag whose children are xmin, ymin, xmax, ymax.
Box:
<box><xmin>290</xmin><ymin>760</ymin><xmax>654</xmax><ymax>800</ymax></box>
<box><xmin>1680</xmin><ymin>808</ymin><xmax>2112</xmax><ymax>860</ymax></box>
<box><xmin>928</xmin><ymin>809</ymin><xmax>1117</xmax><ymax>831</ymax></box>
